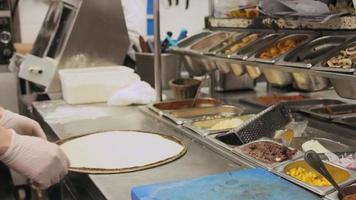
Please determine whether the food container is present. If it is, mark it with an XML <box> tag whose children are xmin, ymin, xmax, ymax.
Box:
<box><xmin>189</xmin><ymin>32</ymin><xmax>234</xmax><ymax>53</ymax></box>
<box><xmin>279</xmin><ymin>35</ymin><xmax>349</xmax><ymax>69</ymax></box>
<box><xmin>239</xmin><ymin>93</ymin><xmax>307</xmax><ymax>108</ymax></box>
<box><xmin>182</xmin><ymin>55</ymin><xmax>212</xmax><ymax>76</ymax></box>
<box><xmin>206</xmin><ymin>32</ymin><xmax>246</xmax><ymax>55</ymax></box>
<box><xmin>275</xmin><ymin>159</ymin><xmax>356</xmax><ymax>196</ymax></box>
<box><xmin>314</xmin><ymin>38</ymin><xmax>356</xmax><ymax>74</ymax></box>
<box><xmin>184</xmin><ymin>114</ymin><xmax>255</xmax><ymax>136</ymax></box>
<box><xmin>304</xmin><ymin>104</ymin><xmax>356</xmax><ymax>120</ymax></box>
<box><xmin>245</xmin><ymin>64</ymin><xmax>262</xmax><ymax>79</ymax></box>
<box><xmin>233</xmin><ymin>139</ymin><xmax>301</xmax><ymax>170</ymax></box>
<box><xmin>176</xmin><ymin>32</ymin><xmax>213</xmax><ymax>49</ymax></box>
<box><xmin>289</xmin><ymin>137</ymin><xmax>353</xmax><ymax>153</ymax></box>
<box><xmin>149</xmin><ymin>97</ymin><xmax>222</xmax><ymax>115</ymax></box>
<box><xmin>291</xmin><ymin>72</ymin><xmax>330</xmax><ymax>92</ymax></box>
<box><xmin>207</xmin><ymin>131</ymin><xmax>245</xmax><ymax>151</ymax></box>
<box><xmin>262</xmin><ymin>68</ymin><xmax>293</xmax><ymax>86</ymax></box>
<box><xmin>333</xmin><ymin>116</ymin><xmax>356</xmax><ymax>129</ymax></box>
<box><xmin>249</xmin><ymin>33</ymin><xmax>315</xmax><ymax>64</ymax></box>
<box><xmin>165</xmin><ymin>105</ymin><xmax>243</xmax><ymax>125</ymax></box>
<box><xmin>331</xmin><ymin>78</ymin><xmax>356</xmax><ymax>100</ymax></box>
<box><xmin>283</xmin><ymin>99</ymin><xmax>345</xmax><ymax>111</ymax></box>
<box><xmin>236</xmin><ymin>33</ymin><xmax>284</xmax><ymax>60</ymax></box>
<box><xmin>169</xmin><ymin>78</ymin><xmax>202</xmax><ymax>100</ymax></box>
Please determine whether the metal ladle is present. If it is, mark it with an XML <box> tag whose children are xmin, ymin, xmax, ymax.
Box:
<box><xmin>304</xmin><ymin>150</ymin><xmax>346</xmax><ymax>198</ymax></box>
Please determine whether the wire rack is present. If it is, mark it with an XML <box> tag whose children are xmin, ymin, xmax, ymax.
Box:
<box><xmin>228</xmin><ymin>103</ymin><xmax>293</xmax><ymax>144</ymax></box>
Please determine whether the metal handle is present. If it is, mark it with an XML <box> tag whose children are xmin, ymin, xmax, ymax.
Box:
<box><xmin>304</xmin><ymin>150</ymin><xmax>345</xmax><ymax>197</ymax></box>
<box><xmin>29</xmin><ymin>66</ymin><xmax>43</xmax><ymax>75</ymax></box>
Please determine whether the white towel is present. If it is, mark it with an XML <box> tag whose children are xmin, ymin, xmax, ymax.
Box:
<box><xmin>108</xmin><ymin>81</ymin><xmax>156</xmax><ymax>106</ymax></box>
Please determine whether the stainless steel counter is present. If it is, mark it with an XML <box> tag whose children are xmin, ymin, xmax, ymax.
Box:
<box><xmin>32</xmin><ymin>100</ymin><xmax>245</xmax><ymax>200</ymax></box>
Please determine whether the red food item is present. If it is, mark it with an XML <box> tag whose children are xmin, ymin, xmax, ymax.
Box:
<box><xmin>257</xmin><ymin>95</ymin><xmax>305</xmax><ymax>105</ymax></box>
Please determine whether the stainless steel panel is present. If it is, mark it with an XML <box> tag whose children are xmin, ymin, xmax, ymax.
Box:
<box><xmin>245</xmin><ymin>64</ymin><xmax>262</xmax><ymax>79</ymax></box>
<box><xmin>262</xmin><ymin>68</ymin><xmax>293</xmax><ymax>86</ymax></box>
<box><xmin>292</xmin><ymin>72</ymin><xmax>330</xmax><ymax>92</ymax></box>
<box><xmin>331</xmin><ymin>78</ymin><xmax>356</xmax><ymax>100</ymax></box>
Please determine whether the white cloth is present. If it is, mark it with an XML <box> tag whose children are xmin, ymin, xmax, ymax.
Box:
<box><xmin>0</xmin><ymin>130</ymin><xmax>69</xmax><ymax>189</ymax></box>
<box><xmin>0</xmin><ymin>110</ymin><xmax>46</xmax><ymax>139</ymax></box>
<box><xmin>108</xmin><ymin>81</ymin><xmax>156</xmax><ymax>106</ymax></box>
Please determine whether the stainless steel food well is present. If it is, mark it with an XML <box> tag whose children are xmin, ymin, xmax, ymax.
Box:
<box><xmin>279</xmin><ymin>35</ymin><xmax>350</xmax><ymax>69</ymax></box>
<box><xmin>249</xmin><ymin>33</ymin><xmax>316</xmax><ymax>64</ymax></box>
<box><xmin>314</xmin><ymin>37</ymin><xmax>356</xmax><ymax>74</ymax></box>
<box><xmin>331</xmin><ymin>78</ymin><xmax>356</xmax><ymax>100</ymax></box>
<box><xmin>176</xmin><ymin>32</ymin><xmax>213</xmax><ymax>49</ymax></box>
<box><xmin>303</xmin><ymin>104</ymin><xmax>356</xmax><ymax>120</ymax></box>
<box><xmin>291</xmin><ymin>72</ymin><xmax>330</xmax><ymax>92</ymax></box>
<box><xmin>262</xmin><ymin>67</ymin><xmax>293</xmax><ymax>86</ymax></box>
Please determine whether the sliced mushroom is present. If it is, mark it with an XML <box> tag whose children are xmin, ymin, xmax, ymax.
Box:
<box><xmin>346</xmin><ymin>45</ymin><xmax>356</xmax><ymax>56</ymax></box>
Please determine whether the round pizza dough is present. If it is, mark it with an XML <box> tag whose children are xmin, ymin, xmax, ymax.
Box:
<box><xmin>58</xmin><ymin>131</ymin><xmax>186</xmax><ymax>173</ymax></box>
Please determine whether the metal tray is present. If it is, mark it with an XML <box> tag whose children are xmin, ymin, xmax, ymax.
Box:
<box><xmin>283</xmin><ymin>99</ymin><xmax>345</xmax><ymax>111</ymax></box>
<box><xmin>176</xmin><ymin>31</ymin><xmax>213</xmax><ymax>49</ymax></box>
<box><xmin>249</xmin><ymin>33</ymin><xmax>316</xmax><ymax>64</ymax></box>
<box><xmin>207</xmin><ymin>131</ymin><xmax>245</xmax><ymax>151</ymax></box>
<box><xmin>274</xmin><ymin>159</ymin><xmax>356</xmax><ymax>196</ymax></box>
<box><xmin>314</xmin><ymin>37</ymin><xmax>356</xmax><ymax>74</ymax></box>
<box><xmin>279</xmin><ymin>35</ymin><xmax>349</xmax><ymax>69</ymax></box>
<box><xmin>166</xmin><ymin>105</ymin><xmax>244</xmax><ymax>125</ymax></box>
<box><xmin>291</xmin><ymin>72</ymin><xmax>330</xmax><ymax>92</ymax></box>
<box><xmin>233</xmin><ymin>139</ymin><xmax>302</xmax><ymax>170</ymax></box>
<box><xmin>263</xmin><ymin>68</ymin><xmax>293</xmax><ymax>86</ymax></box>
<box><xmin>184</xmin><ymin>114</ymin><xmax>255</xmax><ymax>136</ymax></box>
<box><xmin>235</xmin><ymin>32</ymin><xmax>284</xmax><ymax>60</ymax></box>
<box><xmin>290</xmin><ymin>137</ymin><xmax>353</xmax><ymax>153</ymax></box>
<box><xmin>148</xmin><ymin>98</ymin><xmax>222</xmax><ymax>114</ymax></box>
<box><xmin>206</xmin><ymin>32</ymin><xmax>246</xmax><ymax>55</ymax></box>
<box><xmin>239</xmin><ymin>93</ymin><xmax>308</xmax><ymax>108</ymax></box>
<box><xmin>330</xmin><ymin>78</ymin><xmax>356</xmax><ymax>100</ymax></box>
<box><xmin>333</xmin><ymin>116</ymin><xmax>356</xmax><ymax>129</ymax></box>
<box><xmin>303</xmin><ymin>104</ymin><xmax>356</xmax><ymax>120</ymax></box>
<box><xmin>189</xmin><ymin>32</ymin><xmax>233</xmax><ymax>53</ymax></box>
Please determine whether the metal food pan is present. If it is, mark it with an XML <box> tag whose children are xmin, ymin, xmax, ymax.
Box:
<box><xmin>283</xmin><ymin>99</ymin><xmax>345</xmax><ymax>111</ymax></box>
<box><xmin>207</xmin><ymin>32</ymin><xmax>246</xmax><ymax>55</ymax></box>
<box><xmin>279</xmin><ymin>35</ymin><xmax>349</xmax><ymax>69</ymax></box>
<box><xmin>236</xmin><ymin>32</ymin><xmax>284</xmax><ymax>60</ymax></box>
<box><xmin>333</xmin><ymin>116</ymin><xmax>356</xmax><ymax>129</ymax></box>
<box><xmin>303</xmin><ymin>104</ymin><xmax>356</xmax><ymax>120</ymax></box>
<box><xmin>215</xmin><ymin>32</ymin><xmax>264</xmax><ymax>58</ymax></box>
<box><xmin>291</xmin><ymin>72</ymin><xmax>330</xmax><ymax>92</ymax></box>
<box><xmin>330</xmin><ymin>78</ymin><xmax>356</xmax><ymax>100</ymax></box>
<box><xmin>207</xmin><ymin>131</ymin><xmax>245</xmax><ymax>151</ymax></box>
<box><xmin>166</xmin><ymin>105</ymin><xmax>244</xmax><ymax>125</ymax></box>
<box><xmin>183</xmin><ymin>54</ymin><xmax>217</xmax><ymax>75</ymax></box>
<box><xmin>149</xmin><ymin>98</ymin><xmax>222</xmax><ymax>113</ymax></box>
<box><xmin>274</xmin><ymin>159</ymin><xmax>356</xmax><ymax>196</ymax></box>
<box><xmin>245</xmin><ymin>64</ymin><xmax>262</xmax><ymax>79</ymax></box>
<box><xmin>189</xmin><ymin>32</ymin><xmax>233</xmax><ymax>53</ymax></box>
<box><xmin>263</xmin><ymin>68</ymin><xmax>293</xmax><ymax>86</ymax></box>
<box><xmin>184</xmin><ymin>114</ymin><xmax>255</xmax><ymax>137</ymax></box>
<box><xmin>314</xmin><ymin>37</ymin><xmax>356</xmax><ymax>74</ymax></box>
<box><xmin>239</xmin><ymin>93</ymin><xmax>307</xmax><ymax>108</ymax></box>
<box><xmin>233</xmin><ymin>139</ymin><xmax>302</xmax><ymax>170</ymax></box>
<box><xmin>176</xmin><ymin>31</ymin><xmax>212</xmax><ymax>49</ymax></box>
<box><xmin>250</xmin><ymin>33</ymin><xmax>316</xmax><ymax>64</ymax></box>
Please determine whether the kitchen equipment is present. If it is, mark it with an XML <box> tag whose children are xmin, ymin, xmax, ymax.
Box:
<box><xmin>175</xmin><ymin>32</ymin><xmax>212</xmax><ymax>49</ymax></box>
<box><xmin>213</xmin><ymin>72</ymin><xmax>255</xmax><ymax>92</ymax></box>
<box><xmin>275</xmin><ymin>159</ymin><xmax>356</xmax><ymax>196</ymax></box>
<box><xmin>226</xmin><ymin>103</ymin><xmax>292</xmax><ymax>144</ymax></box>
<box><xmin>135</xmin><ymin>53</ymin><xmax>180</xmax><ymax>89</ymax></box>
<box><xmin>169</xmin><ymin>78</ymin><xmax>202</xmax><ymax>100</ymax></box>
<box><xmin>304</xmin><ymin>104</ymin><xmax>356</xmax><ymax>120</ymax></box>
<box><xmin>290</xmin><ymin>137</ymin><xmax>352</xmax><ymax>153</ymax></box>
<box><xmin>304</xmin><ymin>150</ymin><xmax>346</xmax><ymax>198</ymax></box>
<box><xmin>331</xmin><ymin>79</ymin><xmax>356</xmax><ymax>100</ymax></box>
<box><xmin>279</xmin><ymin>35</ymin><xmax>349</xmax><ymax>69</ymax></box>
<box><xmin>263</xmin><ymin>68</ymin><xmax>293</xmax><ymax>86</ymax></box>
<box><xmin>283</xmin><ymin>99</ymin><xmax>344</xmax><ymax>111</ymax></box>
<box><xmin>314</xmin><ymin>38</ymin><xmax>356</xmax><ymax>74</ymax></box>
<box><xmin>18</xmin><ymin>0</ymin><xmax>129</xmax><ymax>99</ymax></box>
<box><xmin>166</xmin><ymin>105</ymin><xmax>244</xmax><ymax>125</ymax></box>
<box><xmin>131</xmin><ymin>168</ymin><xmax>320</xmax><ymax>200</ymax></box>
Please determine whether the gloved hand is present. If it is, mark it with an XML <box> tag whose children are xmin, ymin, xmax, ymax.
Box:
<box><xmin>0</xmin><ymin>109</ymin><xmax>46</xmax><ymax>139</ymax></box>
<box><xmin>0</xmin><ymin>129</ymin><xmax>69</xmax><ymax>189</ymax></box>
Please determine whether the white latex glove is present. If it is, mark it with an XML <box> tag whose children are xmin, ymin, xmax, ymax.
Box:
<box><xmin>0</xmin><ymin>130</ymin><xmax>69</xmax><ymax>189</ymax></box>
<box><xmin>108</xmin><ymin>81</ymin><xmax>156</xmax><ymax>106</ymax></box>
<box><xmin>0</xmin><ymin>110</ymin><xmax>46</xmax><ymax>139</ymax></box>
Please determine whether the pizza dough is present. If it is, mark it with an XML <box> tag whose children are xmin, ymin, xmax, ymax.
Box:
<box><xmin>59</xmin><ymin>131</ymin><xmax>186</xmax><ymax>173</ymax></box>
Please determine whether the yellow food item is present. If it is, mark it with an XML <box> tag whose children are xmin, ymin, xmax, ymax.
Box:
<box><xmin>287</xmin><ymin>167</ymin><xmax>330</xmax><ymax>187</ymax></box>
<box><xmin>209</xmin><ymin>118</ymin><xmax>244</xmax><ymax>131</ymax></box>
<box><xmin>224</xmin><ymin>34</ymin><xmax>258</xmax><ymax>54</ymax></box>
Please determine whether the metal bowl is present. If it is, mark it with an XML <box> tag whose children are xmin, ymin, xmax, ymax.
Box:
<box><xmin>292</xmin><ymin>72</ymin><xmax>330</xmax><ymax>91</ymax></box>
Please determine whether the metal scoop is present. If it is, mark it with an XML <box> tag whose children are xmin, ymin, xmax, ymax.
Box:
<box><xmin>304</xmin><ymin>150</ymin><xmax>346</xmax><ymax>198</ymax></box>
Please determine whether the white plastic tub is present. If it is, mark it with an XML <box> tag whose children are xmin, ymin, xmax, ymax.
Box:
<box><xmin>59</xmin><ymin>66</ymin><xmax>140</xmax><ymax>104</ymax></box>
